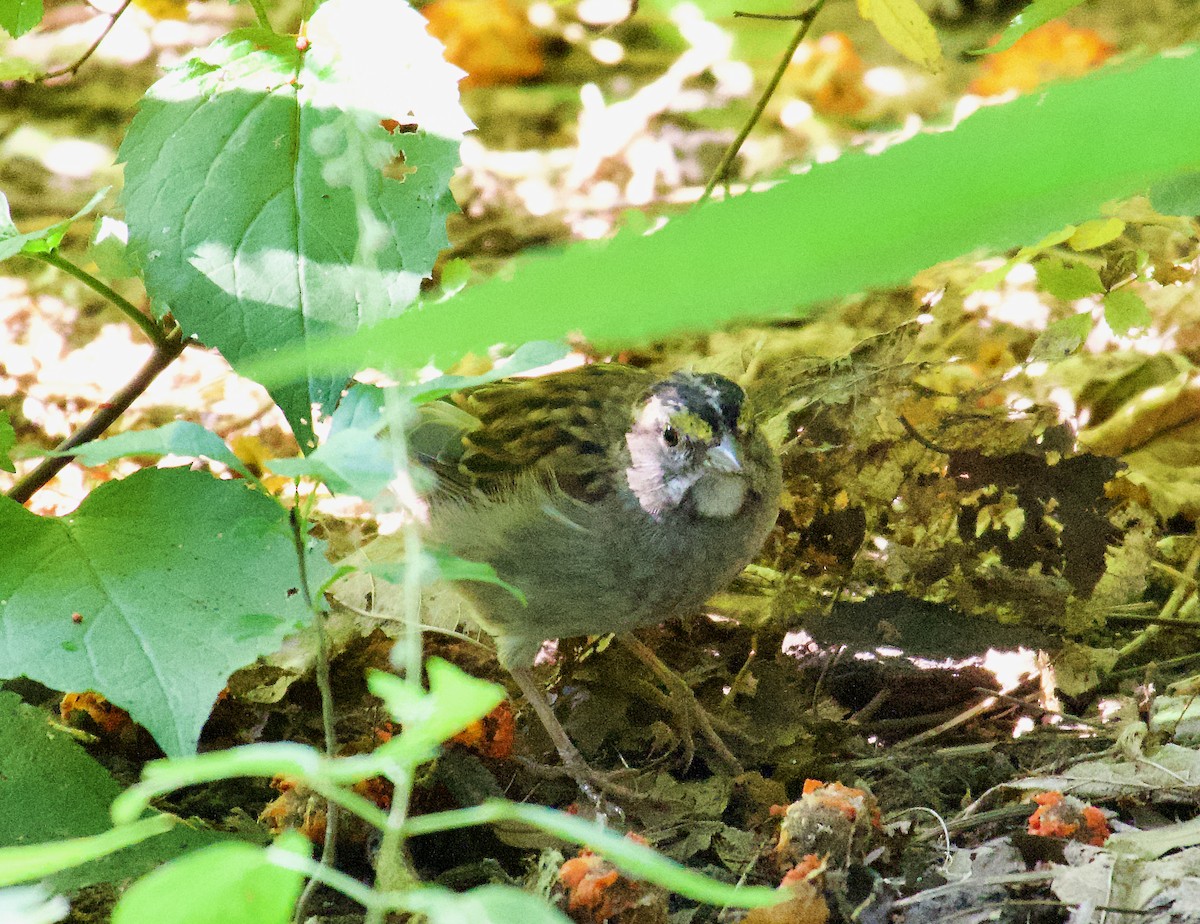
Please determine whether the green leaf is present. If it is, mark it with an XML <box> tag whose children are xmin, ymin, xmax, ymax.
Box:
<box><xmin>57</xmin><ymin>421</ymin><xmax>253</xmax><ymax>480</ymax></box>
<box><xmin>0</xmin><ymin>468</ymin><xmax>332</xmax><ymax>756</ymax></box>
<box><xmin>0</xmin><ymin>411</ymin><xmax>14</xmax><ymax>473</ymax></box>
<box><xmin>1034</xmin><ymin>257</ymin><xmax>1105</xmax><ymax>300</ymax></box>
<box><xmin>1029</xmin><ymin>311</ymin><xmax>1093</xmax><ymax>361</ymax></box>
<box><xmin>269</xmin><ymin>340</ymin><xmax>570</xmax><ymax>495</ymax></box>
<box><xmin>252</xmin><ymin>45</ymin><xmax>1200</xmax><ymax>383</ymax></box>
<box><xmin>969</xmin><ymin>225</ymin><xmax>1077</xmax><ymax>292</ymax></box>
<box><xmin>977</xmin><ymin>0</ymin><xmax>1086</xmax><ymax>55</ymax></box>
<box><xmin>856</xmin><ymin>0</ymin><xmax>943</xmax><ymax>71</ymax></box>
<box><xmin>89</xmin><ymin>216</ymin><xmax>138</xmax><ymax>279</ymax></box>
<box><xmin>396</xmin><ymin>340</ymin><xmax>570</xmax><ymax>405</ymax></box>
<box><xmin>369</xmin><ymin>658</ymin><xmax>506</xmax><ymax>761</ymax></box>
<box><xmin>1103</xmin><ymin>288</ymin><xmax>1151</xmax><ymax>336</ymax></box>
<box><xmin>1150</xmin><ymin>170</ymin><xmax>1200</xmax><ymax>216</ymax></box>
<box><xmin>1067</xmin><ymin>217</ymin><xmax>1125</xmax><ymax>251</ymax></box>
<box><xmin>361</xmin><ymin>548</ymin><xmax>526</xmax><ymax>603</ymax></box>
<box><xmin>0</xmin><ymin>692</ymin><xmax>224</xmax><ymax>891</ymax></box>
<box><xmin>408</xmin><ymin>885</ymin><xmax>573</xmax><ymax>924</ymax></box>
<box><xmin>268</xmin><ymin>426</ymin><xmax>393</xmax><ymax>498</ymax></box>
<box><xmin>119</xmin><ymin>0</ymin><xmax>470</xmax><ymax>451</ymax></box>
<box><xmin>111</xmin><ymin>833</ymin><xmax>308</xmax><ymax>924</ymax></box>
<box><xmin>0</xmin><ymin>189</ymin><xmax>107</xmax><ymax>261</ymax></box>
<box><xmin>0</xmin><ymin>0</ymin><xmax>43</xmax><ymax>38</ymax></box>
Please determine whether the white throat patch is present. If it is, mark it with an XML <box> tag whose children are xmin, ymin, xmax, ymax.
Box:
<box><xmin>691</xmin><ymin>472</ymin><xmax>747</xmax><ymax>518</ymax></box>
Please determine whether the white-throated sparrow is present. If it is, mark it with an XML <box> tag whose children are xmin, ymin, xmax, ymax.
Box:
<box><xmin>414</xmin><ymin>363</ymin><xmax>782</xmax><ymax>793</ymax></box>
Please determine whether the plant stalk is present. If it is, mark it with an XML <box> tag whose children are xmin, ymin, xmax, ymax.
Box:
<box><xmin>696</xmin><ymin>0</ymin><xmax>827</xmax><ymax>206</ymax></box>
<box><xmin>30</xmin><ymin>250</ymin><xmax>171</xmax><ymax>350</ymax></box>
<box><xmin>7</xmin><ymin>328</ymin><xmax>187</xmax><ymax>504</ymax></box>
<box><xmin>291</xmin><ymin>505</ymin><xmax>340</xmax><ymax>924</ymax></box>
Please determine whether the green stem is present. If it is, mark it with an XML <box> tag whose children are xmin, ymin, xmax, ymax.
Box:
<box><xmin>273</xmin><ymin>848</ymin><xmax>386</xmax><ymax>912</ymax></box>
<box><xmin>31</xmin><ymin>250</ymin><xmax>170</xmax><ymax>350</ymax></box>
<box><xmin>696</xmin><ymin>0</ymin><xmax>827</xmax><ymax>207</ymax></box>
<box><xmin>290</xmin><ymin>508</ymin><xmax>340</xmax><ymax>924</ymax></box>
<box><xmin>365</xmin><ymin>764</ymin><xmax>419</xmax><ymax>924</ymax></box>
<box><xmin>245</xmin><ymin>0</ymin><xmax>274</xmax><ymax>31</ymax></box>
<box><xmin>364</xmin><ymin>388</ymin><xmax>429</xmax><ymax>920</ymax></box>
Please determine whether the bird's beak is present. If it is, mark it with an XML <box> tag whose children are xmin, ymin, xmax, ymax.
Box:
<box><xmin>705</xmin><ymin>434</ymin><xmax>743</xmax><ymax>474</ymax></box>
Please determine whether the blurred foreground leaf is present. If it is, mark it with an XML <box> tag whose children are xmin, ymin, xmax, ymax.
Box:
<box><xmin>255</xmin><ymin>45</ymin><xmax>1200</xmax><ymax>382</ymax></box>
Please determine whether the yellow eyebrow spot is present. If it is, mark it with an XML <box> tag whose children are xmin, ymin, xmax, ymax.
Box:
<box><xmin>669</xmin><ymin>411</ymin><xmax>713</xmax><ymax>441</ymax></box>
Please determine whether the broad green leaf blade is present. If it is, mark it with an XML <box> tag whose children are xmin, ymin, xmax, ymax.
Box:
<box><xmin>408</xmin><ymin>885</ymin><xmax>573</xmax><ymax>924</ymax></box>
<box><xmin>0</xmin><ymin>693</ymin><xmax>224</xmax><ymax>891</ymax></box>
<box><xmin>58</xmin><ymin>421</ymin><xmax>253</xmax><ymax>480</ymax></box>
<box><xmin>89</xmin><ymin>216</ymin><xmax>138</xmax><ymax>279</ymax></box>
<box><xmin>1034</xmin><ymin>257</ymin><xmax>1104</xmax><ymax>300</ymax></box>
<box><xmin>111</xmin><ymin>833</ymin><xmax>308</xmax><ymax>924</ymax></box>
<box><xmin>1067</xmin><ymin>217</ymin><xmax>1125</xmax><ymax>252</ymax></box>
<box><xmin>0</xmin><ymin>469</ymin><xmax>333</xmax><ymax>756</ymax></box>
<box><xmin>980</xmin><ymin>0</ymin><xmax>1087</xmax><ymax>55</ymax></box>
<box><xmin>426</xmin><ymin>550</ymin><xmax>526</xmax><ymax>602</ymax></box>
<box><xmin>356</xmin><ymin>547</ymin><xmax>526</xmax><ymax>602</ymax></box>
<box><xmin>0</xmin><ymin>189</ymin><xmax>107</xmax><ymax>261</ymax></box>
<box><xmin>857</xmin><ymin>0</ymin><xmax>942</xmax><ymax>71</ymax></box>
<box><xmin>119</xmin><ymin>0</ymin><xmax>470</xmax><ymax>451</ymax></box>
<box><xmin>1029</xmin><ymin>311</ymin><xmax>1093</xmax><ymax>361</ymax></box>
<box><xmin>253</xmin><ymin>45</ymin><xmax>1200</xmax><ymax>383</ymax></box>
<box><xmin>369</xmin><ymin>658</ymin><xmax>505</xmax><ymax>761</ymax></box>
<box><xmin>0</xmin><ymin>411</ymin><xmax>14</xmax><ymax>473</ymax></box>
<box><xmin>0</xmin><ymin>0</ymin><xmax>43</xmax><ymax>38</ymax></box>
<box><xmin>268</xmin><ymin>427</ymin><xmax>393</xmax><ymax>498</ymax></box>
<box><xmin>1103</xmin><ymin>289</ymin><xmax>1151</xmax><ymax>336</ymax></box>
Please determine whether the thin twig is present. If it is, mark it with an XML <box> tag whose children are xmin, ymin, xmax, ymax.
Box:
<box><xmin>898</xmin><ymin>414</ymin><xmax>953</xmax><ymax>455</ymax></box>
<box><xmin>291</xmin><ymin>505</ymin><xmax>340</xmax><ymax>924</ymax></box>
<box><xmin>696</xmin><ymin>0</ymin><xmax>827</xmax><ymax>206</ymax></box>
<box><xmin>35</xmin><ymin>0</ymin><xmax>134</xmax><ymax>83</ymax></box>
<box><xmin>733</xmin><ymin>10</ymin><xmax>818</xmax><ymax>19</ymax></box>
<box><xmin>30</xmin><ymin>251</ymin><xmax>171</xmax><ymax>350</ymax></box>
<box><xmin>890</xmin><ymin>695</ymin><xmax>997</xmax><ymax>751</ymax></box>
<box><xmin>7</xmin><ymin>328</ymin><xmax>187</xmax><ymax>504</ymax></box>
<box><xmin>1108</xmin><ymin>612</ymin><xmax>1200</xmax><ymax>629</ymax></box>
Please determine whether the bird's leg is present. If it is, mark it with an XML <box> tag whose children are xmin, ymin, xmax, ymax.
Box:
<box><xmin>620</xmin><ymin>635</ymin><xmax>745</xmax><ymax>775</ymax></box>
<box><xmin>509</xmin><ymin>665</ymin><xmax>644</xmax><ymax>805</ymax></box>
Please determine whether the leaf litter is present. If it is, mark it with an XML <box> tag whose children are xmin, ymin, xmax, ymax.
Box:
<box><xmin>3</xmin><ymin>1</ymin><xmax>1200</xmax><ymax>921</ymax></box>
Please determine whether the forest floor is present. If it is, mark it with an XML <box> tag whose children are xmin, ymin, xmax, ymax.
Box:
<box><xmin>4</xmin><ymin>1</ymin><xmax>1200</xmax><ymax>922</ymax></box>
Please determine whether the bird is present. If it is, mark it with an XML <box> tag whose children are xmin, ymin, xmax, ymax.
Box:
<box><xmin>411</xmin><ymin>363</ymin><xmax>782</xmax><ymax>796</ymax></box>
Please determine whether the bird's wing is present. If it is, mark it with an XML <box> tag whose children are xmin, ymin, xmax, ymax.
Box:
<box><xmin>414</xmin><ymin>364</ymin><xmax>652</xmax><ymax>502</ymax></box>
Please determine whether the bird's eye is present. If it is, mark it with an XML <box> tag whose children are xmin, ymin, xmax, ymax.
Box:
<box><xmin>662</xmin><ymin>425</ymin><xmax>680</xmax><ymax>448</ymax></box>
